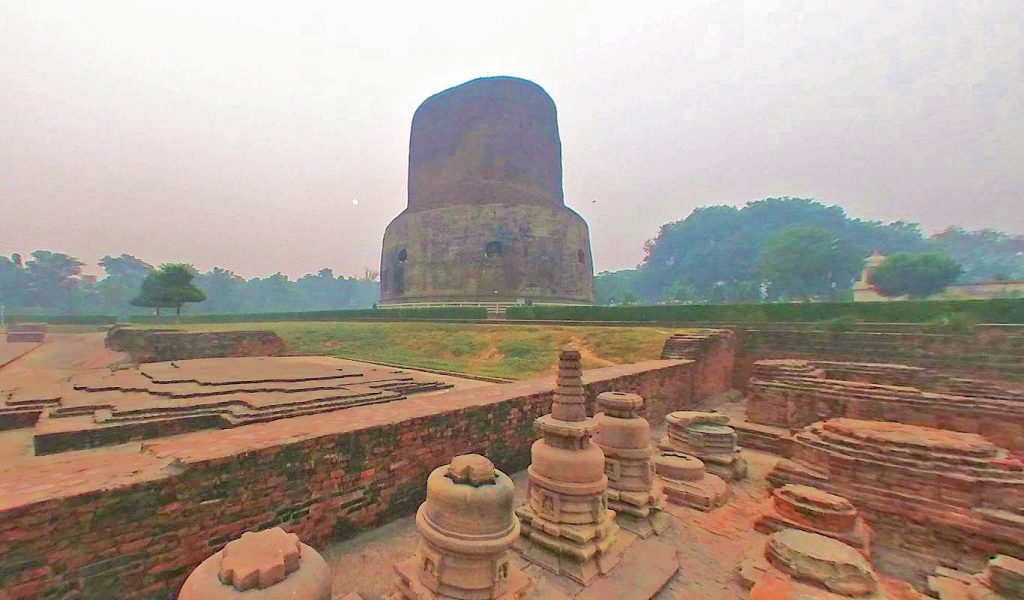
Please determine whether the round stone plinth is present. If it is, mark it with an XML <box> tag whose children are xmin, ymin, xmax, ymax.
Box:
<box><xmin>655</xmin><ymin>453</ymin><xmax>705</xmax><ymax>482</ymax></box>
<box><xmin>822</xmin><ymin>418</ymin><xmax>997</xmax><ymax>457</ymax></box>
<box><xmin>179</xmin><ymin>527</ymin><xmax>331</xmax><ymax>600</ymax></box>
<box><xmin>596</xmin><ymin>391</ymin><xmax>643</xmax><ymax>415</ymax></box>
<box><xmin>765</xmin><ymin>529</ymin><xmax>877</xmax><ymax>598</ymax></box>
<box><xmin>774</xmin><ymin>485</ymin><xmax>859</xmax><ymax>533</ymax></box>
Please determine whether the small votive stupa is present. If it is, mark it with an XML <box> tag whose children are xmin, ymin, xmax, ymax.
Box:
<box><xmin>593</xmin><ymin>391</ymin><xmax>668</xmax><ymax>537</ymax></box>
<box><xmin>658</xmin><ymin>411</ymin><xmax>747</xmax><ymax>480</ymax></box>
<box><xmin>392</xmin><ymin>454</ymin><xmax>530</xmax><ymax>600</ymax></box>
<box><xmin>178</xmin><ymin>527</ymin><xmax>331</xmax><ymax>600</ymax></box>
<box><xmin>515</xmin><ymin>347</ymin><xmax>621</xmax><ymax>584</ymax></box>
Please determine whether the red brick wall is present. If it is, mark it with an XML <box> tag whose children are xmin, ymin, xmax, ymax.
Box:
<box><xmin>105</xmin><ymin>328</ymin><xmax>285</xmax><ymax>363</ymax></box>
<box><xmin>733</xmin><ymin>326</ymin><xmax>1024</xmax><ymax>388</ymax></box>
<box><xmin>0</xmin><ymin>359</ymin><xmax>700</xmax><ymax>600</ymax></box>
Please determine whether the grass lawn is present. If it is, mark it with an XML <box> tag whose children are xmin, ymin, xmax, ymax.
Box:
<box><xmin>161</xmin><ymin>322</ymin><xmax>681</xmax><ymax>380</ymax></box>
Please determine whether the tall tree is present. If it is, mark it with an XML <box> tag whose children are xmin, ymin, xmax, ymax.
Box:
<box><xmin>931</xmin><ymin>227</ymin><xmax>1024</xmax><ymax>282</ymax></box>
<box><xmin>870</xmin><ymin>252</ymin><xmax>962</xmax><ymax>299</ymax></box>
<box><xmin>24</xmin><ymin>251</ymin><xmax>86</xmax><ymax>313</ymax></box>
<box><xmin>638</xmin><ymin>197</ymin><xmax>931</xmax><ymax>303</ymax></box>
<box><xmin>132</xmin><ymin>264</ymin><xmax>206</xmax><ymax>316</ymax></box>
<box><xmin>758</xmin><ymin>226</ymin><xmax>862</xmax><ymax>300</ymax></box>
<box><xmin>96</xmin><ymin>255</ymin><xmax>154</xmax><ymax>314</ymax></box>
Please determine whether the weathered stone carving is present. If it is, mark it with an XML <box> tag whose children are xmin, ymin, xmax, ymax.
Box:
<box><xmin>654</xmin><ymin>452</ymin><xmax>729</xmax><ymax>512</ymax></box>
<box><xmin>515</xmin><ymin>347</ymin><xmax>621</xmax><ymax>584</ymax></box>
<box><xmin>593</xmin><ymin>391</ymin><xmax>668</xmax><ymax>537</ymax></box>
<box><xmin>392</xmin><ymin>454</ymin><xmax>530</xmax><ymax>600</ymax></box>
<box><xmin>658</xmin><ymin>411</ymin><xmax>747</xmax><ymax>481</ymax></box>
<box><xmin>179</xmin><ymin>527</ymin><xmax>331</xmax><ymax>600</ymax></box>
<box><xmin>755</xmin><ymin>484</ymin><xmax>871</xmax><ymax>556</ymax></box>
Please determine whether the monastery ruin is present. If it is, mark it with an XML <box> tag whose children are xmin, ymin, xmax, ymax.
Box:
<box><xmin>0</xmin><ymin>75</ymin><xmax>1022</xmax><ymax>600</ymax></box>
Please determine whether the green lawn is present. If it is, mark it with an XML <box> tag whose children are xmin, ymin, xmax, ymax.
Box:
<box><xmin>162</xmin><ymin>322</ymin><xmax>680</xmax><ymax>380</ymax></box>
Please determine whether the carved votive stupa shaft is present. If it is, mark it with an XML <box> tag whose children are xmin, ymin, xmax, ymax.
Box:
<box><xmin>593</xmin><ymin>391</ymin><xmax>668</xmax><ymax>537</ymax></box>
<box><xmin>514</xmin><ymin>348</ymin><xmax>621</xmax><ymax>584</ymax></box>
<box><xmin>393</xmin><ymin>454</ymin><xmax>530</xmax><ymax>600</ymax></box>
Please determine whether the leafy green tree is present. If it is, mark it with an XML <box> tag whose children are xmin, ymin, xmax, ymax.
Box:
<box><xmin>132</xmin><ymin>264</ymin><xmax>206</xmax><ymax>316</ymax></box>
<box><xmin>931</xmin><ymin>227</ymin><xmax>1024</xmax><ymax>282</ymax></box>
<box><xmin>194</xmin><ymin>267</ymin><xmax>247</xmax><ymax>314</ymax></box>
<box><xmin>24</xmin><ymin>251</ymin><xmax>86</xmax><ymax>313</ymax></box>
<box><xmin>0</xmin><ymin>254</ymin><xmax>29</xmax><ymax>309</ymax></box>
<box><xmin>758</xmin><ymin>227</ymin><xmax>862</xmax><ymax>300</ymax></box>
<box><xmin>639</xmin><ymin>197</ymin><xmax>931</xmax><ymax>302</ymax></box>
<box><xmin>870</xmin><ymin>252</ymin><xmax>962</xmax><ymax>299</ymax></box>
<box><xmin>96</xmin><ymin>255</ymin><xmax>153</xmax><ymax>314</ymax></box>
<box><xmin>594</xmin><ymin>270</ymin><xmax>641</xmax><ymax>305</ymax></box>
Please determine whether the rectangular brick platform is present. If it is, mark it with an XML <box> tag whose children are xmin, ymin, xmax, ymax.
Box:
<box><xmin>0</xmin><ymin>357</ymin><xmax>717</xmax><ymax>600</ymax></box>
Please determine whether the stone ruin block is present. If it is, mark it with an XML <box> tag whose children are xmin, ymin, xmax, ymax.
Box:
<box><xmin>928</xmin><ymin>554</ymin><xmax>1024</xmax><ymax>600</ymax></box>
<box><xmin>754</xmin><ymin>484</ymin><xmax>871</xmax><ymax>557</ymax></box>
<box><xmin>654</xmin><ymin>452</ymin><xmax>729</xmax><ymax>512</ymax></box>
<box><xmin>5</xmin><ymin>322</ymin><xmax>46</xmax><ymax>343</ymax></box>
<box><xmin>657</xmin><ymin>410</ymin><xmax>747</xmax><ymax>481</ymax></box>
<box><xmin>768</xmin><ymin>418</ymin><xmax>1024</xmax><ymax>587</ymax></box>
<box><xmin>746</xmin><ymin>358</ymin><xmax>1024</xmax><ymax>453</ymax></box>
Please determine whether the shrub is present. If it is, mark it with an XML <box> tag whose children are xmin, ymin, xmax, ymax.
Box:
<box><xmin>821</xmin><ymin>315</ymin><xmax>858</xmax><ymax>333</ymax></box>
<box><xmin>923</xmin><ymin>312</ymin><xmax>980</xmax><ymax>334</ymax></box>
<box><xmin>126</xmin><ymin>306</ymin><xmax>488</xmax><ymax>324</ymax></box>
<box><xmin>506</xmin><ymin>298</ymin><xmax>1024</xmax><ymax>324</ymax></box>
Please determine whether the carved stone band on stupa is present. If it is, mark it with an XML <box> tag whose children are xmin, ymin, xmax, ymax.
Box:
<box><xmin>593</xmin><ymin>391</ymin><xmax>668</xmax><ymax>537</ymax></box>
<box><xmin>179</xmin><ymin>527</ymin><xmax>331</xmax><ymax>600</ymax></box>
<box><xmin>392</xmin><ymin>454</ymin><xmax>530</xmax><ymax>600</ymax></box>
<box><xmin>514</xmin><ymin>347</ymin><xmax>622</xmax><ymax>584</ymax></box>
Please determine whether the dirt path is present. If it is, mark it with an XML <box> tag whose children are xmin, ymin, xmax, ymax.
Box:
<box><xmin>0</xmin><ymin>333</ymin><xmax>125</xmax><ymax>388</ymax></box>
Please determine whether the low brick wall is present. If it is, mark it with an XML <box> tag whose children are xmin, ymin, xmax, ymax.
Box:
<box><xmin>734</xmin><ymin>326</ymin><xmax>1024</xmax><ymax>386</ymax></box>
<box><xmin>0</xmin><ymin>358</ymin><xmax>708</xmax><ymax>599</ymax></box>
<box><xmin>105</xmin><ymin>327</ymin><xmax>285</xmax><ymax>363</ymax></box>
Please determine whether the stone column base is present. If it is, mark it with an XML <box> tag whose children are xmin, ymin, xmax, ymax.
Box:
<box><xmin>514</xmin><ymin>506</ymin><xmax>627</xmax><ymax>585</ymax></box>
<box><xmin>392</xmin><ymin>557</ymin><xmax>532</xmax><ymax>600</ymax></box>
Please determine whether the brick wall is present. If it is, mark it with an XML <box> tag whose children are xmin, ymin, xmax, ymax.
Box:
<box><xmin>105</xmin><ymin>328</ymin><xmax>285</xmax><ymax>363</ymax></box>
<box><xmin>0</xmin><ymin>358</ymin><xmax>707</xmax><ymax>600</ymax></box>
<box><xmin>734</xmin><ymin>325</ymin><xmax>1024</xmax><ymax>387</ymax></box>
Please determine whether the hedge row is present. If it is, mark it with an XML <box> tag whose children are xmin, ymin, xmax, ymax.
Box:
<box><xmin>126</xmin><ymin>306</ymin><xmax>490</xmax><ymax>324</ymax></box>
<box><xmin>506</xmin><ymin>298</ymin><xmax>1024</xmax><ymax>324</ymax></box>
<box><xmin>5</xmin><ymin>315</ymin><xmax>119</xmax><ymax>325</ymax></box>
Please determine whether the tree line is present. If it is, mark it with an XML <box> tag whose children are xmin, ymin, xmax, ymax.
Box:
<box><xmin>596</xmin><ymin>197</ymin><xmax>1024</xmax><ymax>305</ymax></box>
<box><xmin>0</xmin><ymin>252</ymin><xmax>379</xmax><ymax>317</ymax></box>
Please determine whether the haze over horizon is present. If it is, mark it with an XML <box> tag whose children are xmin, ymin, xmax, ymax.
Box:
<box><xmin>2</xmin><ymin>1</ymin><xmax>1021</xmax><ymax>280</ymax></box>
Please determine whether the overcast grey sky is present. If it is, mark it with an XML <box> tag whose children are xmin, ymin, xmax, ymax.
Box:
<box><xmin>1</xmin><ymin>1</ymin><xmax>1021</xmax><ymax>279</ymax></box>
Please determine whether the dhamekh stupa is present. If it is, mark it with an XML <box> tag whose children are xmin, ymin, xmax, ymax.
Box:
<box><xmin>380</xmin><ymin>76</ymin><xmax>595</xmax><ymax>309</ymax></box>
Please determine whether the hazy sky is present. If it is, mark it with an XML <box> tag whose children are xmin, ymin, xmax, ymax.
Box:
<box><xmin>2</xmin><ymin>1</ymin><xmax>1021</xmax><ymax>279</ymax></box>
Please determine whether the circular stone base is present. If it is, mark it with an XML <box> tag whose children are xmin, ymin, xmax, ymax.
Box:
<box><xmin>765</xmin><ymin>529</ymin><xmax>877</xmax><ymax>597</ymax></box>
